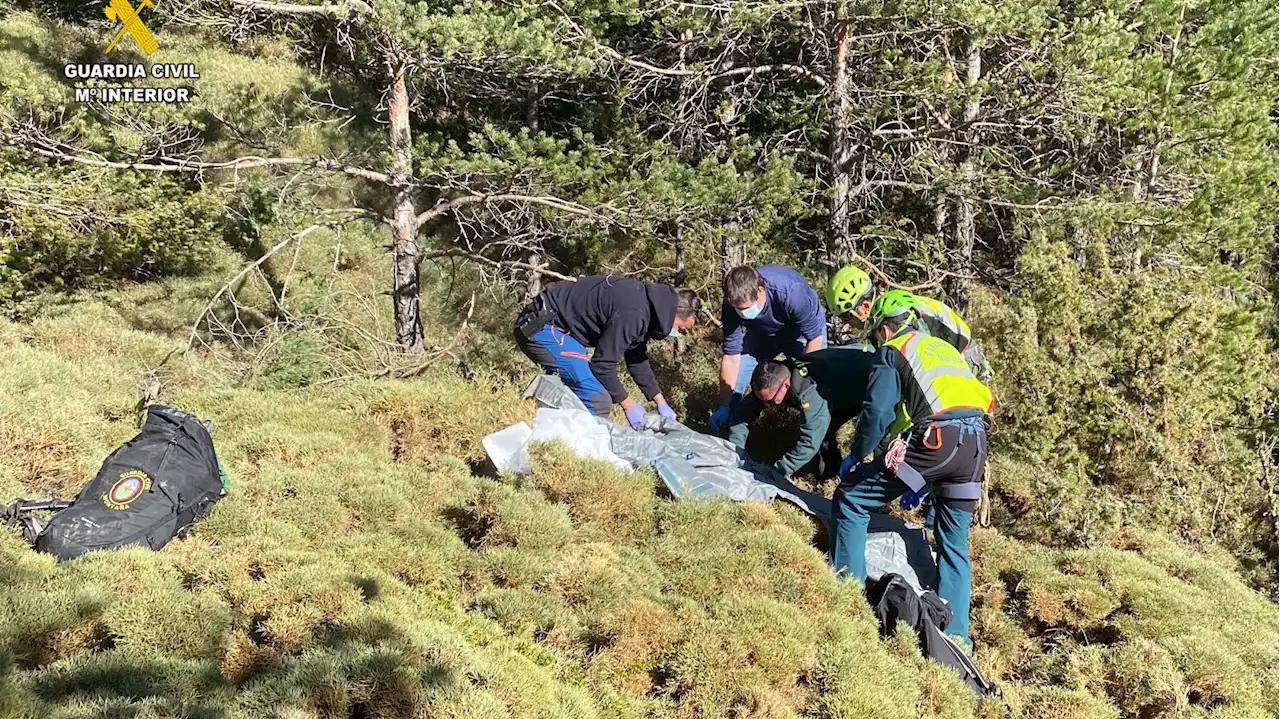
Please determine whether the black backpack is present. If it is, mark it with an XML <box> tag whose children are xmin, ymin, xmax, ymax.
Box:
<box><xmin>867</xmin><ymin>573</ymin><xmax>999</xmax><ymax>705</ymax></box>
<box><xmin>4</xmin><ymin>404</ymin><xmax>227</xmax><ymax>561</ymax></box>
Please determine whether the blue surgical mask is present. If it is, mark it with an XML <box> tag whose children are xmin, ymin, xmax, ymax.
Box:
<box><xmin>667</xmin><ymin>328</ymin><xmax>680</xmax><ymax>339</ymax></box>
<box><xmin>737</xmin><ymin>301</ymin><xmax>763</xmax><ymax>320</ymax></box>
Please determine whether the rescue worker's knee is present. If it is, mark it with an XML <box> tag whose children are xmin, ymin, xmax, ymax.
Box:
<box><xmin>514</xmin><ymin>327</ymin><xmax>556</xmax><ymax>370</ymax></box>
<box><xmin>583</xmin><ymin>391</ymin><xmax>611</xmax><ymax>418</ymax></box>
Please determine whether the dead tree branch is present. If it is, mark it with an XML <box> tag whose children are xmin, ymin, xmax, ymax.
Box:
<box><xmin>421</xmin><ymin>248</ymin><xmax>577</xmax><ymax>282</ymax></box>
<box><xmin>186</xmin><ymin>215</ymin><xmax>367</xmax><ymax>352</ymax></box>
<box><xmin>415</xmin><ymin>193</ymin><xmax>625</xmax><ymax>229</ymax></box>
<box><xmin>5</xmin><ymin>131</ymin><xmax>391</xmax><ymax>185</ymax></box>
<box><xmin>314</xmin><ymin>292</ymin><xmax>478</xmax><ymax>384</ymax></box>
<box><xmin>228</xmin><ymin>0</ymin><xmax>372</xmax><ymax>15</ymax></box>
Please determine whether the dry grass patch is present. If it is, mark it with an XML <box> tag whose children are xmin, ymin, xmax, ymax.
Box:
<box><xmin>0</xmin><ymin>307</ymin><xmax>1275</xmax><ymax>719</ymax></box>
<box><xmin>528</xmin><ymin>442</ymin><xmax>657</xmax><ymax>543</ymax></box>
<box><xmin>0</xmin><ymin>418</ymin><xmax>82</xmax><ymax>496</ymax></box>
<box><xmin>360</xmin><ymin>372</ymin><xmax>532</xmax><ymax>464</ymax></box>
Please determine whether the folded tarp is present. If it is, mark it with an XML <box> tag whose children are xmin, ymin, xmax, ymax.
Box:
<box><xmin>485</xmin><ymin>375</ymin><xmax>938</xmax><ymax>593</ymax></box>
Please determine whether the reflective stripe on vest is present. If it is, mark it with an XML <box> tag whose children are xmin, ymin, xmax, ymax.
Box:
<box><xmin>885</xmin><ymin>331</ymin><xmax>994</xmax><ymax>422</ymax></box>
<box><xmin>913</xmin><ymin>296</ymin><xmax>972</xmax><ymax>349</ymax></box>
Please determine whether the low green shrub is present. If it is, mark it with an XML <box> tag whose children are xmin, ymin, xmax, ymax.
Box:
<box><xmin>0</xmin><ymin>309</ymin><xmax>1272</xmax><ymax>719</ymax></box>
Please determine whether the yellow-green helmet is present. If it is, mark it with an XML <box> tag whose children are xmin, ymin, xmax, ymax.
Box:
<box><xmin>826</xmin><ymin>265</ymin><xmax>873</xmax><ymax>316</ymax></box>
<box><xmin>868</xmin><ymin>289</ymin><xmax>919</xmax><ymax>329</ymax></box>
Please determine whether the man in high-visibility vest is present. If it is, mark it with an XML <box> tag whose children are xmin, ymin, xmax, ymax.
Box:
<box><xmin>831</xmin><ymin>291</ymin><xmax>994</xmax><ymax>650</ymax></box>
<box><xmin>826</xmin><ymin>267</ymin><xmax>992</xmax><ymax>382</ymax></box>
<box><xmin>880</xmin><ymin>289</ymin><xmax>991</xmax><ymax>382</ymax></box>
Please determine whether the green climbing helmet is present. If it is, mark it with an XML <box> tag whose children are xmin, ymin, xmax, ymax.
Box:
<box><xmin>826</xmin><ymin>265</ymin><xmax>873</xmax><ymax>316</ymax></box>
<box><xmin>867</xmin><ymin>289</ymin><xmax>919</xmax><ymax>329</ymax></box>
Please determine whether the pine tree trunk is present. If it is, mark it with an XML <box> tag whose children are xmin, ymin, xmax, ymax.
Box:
<box><xmin>949</xmin><ymin>31</ymin><xmax>981</xmax><ymax>310</ymax></box>
<box><xmin>934</xmin><ymin>190</ymin><xmax>950</xmax><ymax>245</ymax></box>
<box><xmin>388</xmin><ymin>59</ymin><xmax>423</xmax><ymax>351</ymax></box>
<box><xmin>674</xmin><ymin>225</ymin><xmax>687</xmax><ymax>359</ymax></box>
<box><xmin>722</xmin><ymin>221</ymin><xmax>745</xmax><ymax>275</ymax></box>
<box><xmin>827</xmin><ymin>0</ymin><xmax>853</xmax><ymax>266</ymax></box>
<box><xmin>524</xmin><ymin>84</ymin><xmax>539</xmax><ymax>135</ymax></box>
<box><xmin>524</xmin><ymin>85</ymin><xmax>542</xmax><ymax>302</ymax></box>
<box><xmin>674</xmin><ymin>225</ymin><xmax>687</xmax><ymax>287</ymax></box>
<box><xmin>525</xmin><ymin>251</ymin><xmax>542</xmax><ymax>303</ymax></box>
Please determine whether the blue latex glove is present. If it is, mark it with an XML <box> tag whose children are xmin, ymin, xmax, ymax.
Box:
<box><xmin>838</xmin><ymin>452</ymin><xmax>859</xmax><ymax>481</ymax></box>
<box><xmin>899</xmin><ymin>488</ymin><xmax>929</xmax><ymax>511</ymax></box>
<box><xmin>656</xmin><ymin>401</ymin><xmax>678</xmax><ymax>422</ymax></box>
<box><xmin>709</xmin><ymin>405</ymin><xmax>731</xmax><ymax>432</ymax></box>
<box><xmin>623</xmin><ymin>403</ymin><xmax>647</xmax><ymax>430</ymax></box>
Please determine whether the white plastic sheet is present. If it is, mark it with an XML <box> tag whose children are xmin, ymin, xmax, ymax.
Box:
<box><xmin>527</xmin><ymin>408</ymin><xmax>632</xmax><ymax>472</ymax></box>
<box><xmin>481</xmin><ymin>422</ymin><xmax>533</xmax><ymax>474</ymax></box>
<box><xmin>485</xmin><ymin>375</ymin><xmax>940</xmax><ymax>593</ymax></box>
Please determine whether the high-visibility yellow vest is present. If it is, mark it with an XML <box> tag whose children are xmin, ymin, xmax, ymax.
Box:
<box><xmin>883</xmin><ymin>330</ymin><xmax>994</xmax><ymax>428</ymax></box>
<box><xmin>909</xmin><ymin>295</ymin><xmax>972</xmax><ymax>353</ymax></box>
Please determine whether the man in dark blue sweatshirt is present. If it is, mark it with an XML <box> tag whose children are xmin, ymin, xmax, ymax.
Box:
<box><xmin>514</xmin><ymin>276</ymin><xmax>702</xmax><ymax>428</ymax></box>
<box><xmin>709</xmin><ymin>264</ymin><xmax>827</xmax><ymax>432</ymax></box>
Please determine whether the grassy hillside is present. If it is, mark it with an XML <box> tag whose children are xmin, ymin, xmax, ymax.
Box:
<box><xmin>0</xmin><ymin>294</ymin><xmax>1274</xmax><ymax>719</ymax></box>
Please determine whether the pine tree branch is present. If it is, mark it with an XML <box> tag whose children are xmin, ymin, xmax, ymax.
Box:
<box><xmin>186</xmin><ymin>214</ymin><xmax>369</xmax><ymax>353</ymax></box>
<box><xmin>227</xmin><ymin>0</ymin><xmax>372</xmax><ymax>16</ymax></box>
<box><xmin>599</xmin><ymin>44</ymin><xmax>827</xmax><ymax>88</ymax></box>
<box><xmin>552</xmin><ymin>5</ymin><xmax>825</xmax><ymax>88</ymax></box>
<box><xmin>5</xmin><ymin>131</ymin><xmax>391</xmax><ymax>184</ymax></box>
<box><xmin>414</xmin><ymin>193</ymin><xmax>623</xmax><ymax>229</ymax></box>
<box><xmin>710</xmin><ymin>64</ymin><xmax>828</xmax><ymax>88</ymax></box>
<box><xmin>419</xmin><ymin>248</ymin><xmax>577</xmax><ymax>283</ymax></box>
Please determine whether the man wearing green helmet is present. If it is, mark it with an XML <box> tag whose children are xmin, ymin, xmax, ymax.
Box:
<box><xmin>825</xmin><ymin>266</ymin><xmax>992</xmax><ymax>383</ymax></box>
<box><xmin>830</xmin><ymin>291</ymin><xmax>995</xmax><ymax>650</ymax></box>
<box><xmin>825</xmin><ymin>265</ymin><xmax>877</xmax><ymax>322</ymax></box>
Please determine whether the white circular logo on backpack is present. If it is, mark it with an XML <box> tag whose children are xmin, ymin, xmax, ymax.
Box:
<box><xmin>103</xmin><ymin>470</ymin><xmax>152</xmax><ymax>510</ymax></box>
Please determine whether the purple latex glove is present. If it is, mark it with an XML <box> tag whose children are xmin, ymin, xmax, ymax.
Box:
<box><xmin>623</xmin><ymin>403</ymin><xmax>647</xmax><ymax>429</ymax></box>
<box><xmin>656</xmin><ymin>401</ymin><xmax>678</xmax><ymax>422</ymax></box>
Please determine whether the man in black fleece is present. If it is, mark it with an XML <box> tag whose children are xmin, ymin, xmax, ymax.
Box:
<box><xmin>514</xmin><ymin>276</ymin><xmax>702</xmax><ymax>428</ymax></box>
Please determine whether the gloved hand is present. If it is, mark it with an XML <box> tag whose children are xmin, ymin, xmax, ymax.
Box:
<box><xmin>838</xmin><ymin>452</ymin><xmax>859</xmax><ymax>481</ymax></box>
<box><xmin>899</xmin><ymin>488</ymin><xmax>929</xmax><ymax>511</ymax></box>
<box><xmin>976</xmin><ymin>358</ymin><xmax>994</xmax><ymax>383</ymax></box>
<box><xmin>709</xmin><ymin>405</ymin><xmax>731</xmax><ymax>432</ymax></box>
<box><xmin>623</xmin><ymin>403</ymin><xmax>647</xmax><ymax>430</ymax></box>
<box><xmin>656</xmin><ymin>401</ymin><xmax>678</xmax><ymax>422</ymax></box>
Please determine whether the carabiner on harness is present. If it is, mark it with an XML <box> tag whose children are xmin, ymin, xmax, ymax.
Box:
<box><xmin>923</xmin><ymin>422</ymin><xmax>942</xmax><ymax>450</ymax></box>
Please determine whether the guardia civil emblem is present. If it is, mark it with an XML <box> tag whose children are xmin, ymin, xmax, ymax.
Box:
<box><xmin>103</xmin><ymin>470</ymin><xmax>151</xmax><ymax>510</ymax></box>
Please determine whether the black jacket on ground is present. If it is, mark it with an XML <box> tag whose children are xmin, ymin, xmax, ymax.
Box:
<box><xmin>541</xmin><ymin>276</ymin><xmax>678</xmax><ymax>404</ymax></box>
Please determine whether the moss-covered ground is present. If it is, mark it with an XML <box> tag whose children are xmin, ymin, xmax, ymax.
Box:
<box><xmin>0</xmin><ymin>296</ymin><xmax>1274</xmax><ymax>719</ymax></box>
